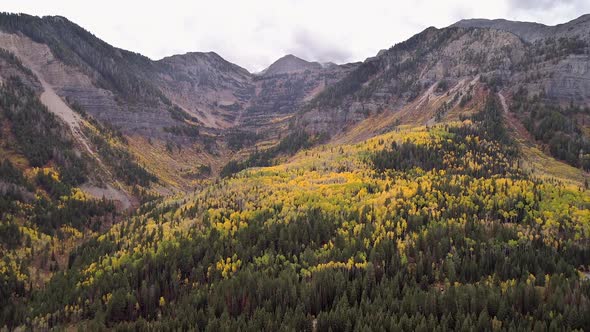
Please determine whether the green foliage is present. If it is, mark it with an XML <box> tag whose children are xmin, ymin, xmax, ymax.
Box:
<box><xmin>32</xmin><ymin>195</ymin><xmax>116</xmax><ymax>234</ymax></box>
<box><xmin>0</xmin><ymin>48</ymin><xmax>36</xmax><ymax>79</ymax></box>
<box><xmin>163</xmin><ymin>125</ymin><xmax>200</xmax><ymax>137</ymax></box>
<box><xmin>24</xmin><ymin>100</ymin><xmax>590</xmax><ymax>329</ymax></box>
<box><xmin>373</xmin><ymin>96</ymin><xmax>517</xmax><ymax>177</ymax></box>
<box><xmin>513</xmin><ymin>88</ymin><xmax>590</xmax><ymax>170</ymax></box>
<box><xmin>459</xmin><ymin>93</ymin><xmax>472</xmax><ymax>107</ymax></box>
<box><xmin>85</xmin><ymin>128</ymin><xmax>156</xmax><ymax>187</ymax></box>
<box><xmin>167</xmin><ymin>105</ymin><xmax>199</xmax><ymax>123</ymax></box>
<box><xmin>221</xmin><ymin>130</ymin><xmax>325</xmax><ymax>177</ymax></box>
<box><xmin>196</xmin><ymin>164</ymin><xmax>211</xmax><ymax>177</ymax></box>
<box><xmin>479</xmin><ymin>74</ymin><xmax>504</xmax><ymax>92</ymax></box>
<box><xmin>226</xmin><ymin>130</ymin><xmax>261</xmax><ymax>151</ymax></box>
<box><xmin>0</xmin><ymin>220</ymin><xmax>21</xmax><ymax>249</ymax></box>
<box><xmin>0</xmin><ymin>77</ymin><xmax>87</xmax><ymax>186</ymax></box>
<box><xmin>1</xmin><ymin>17</ymin><xmax>590</xmax><ymax>330</ymax></box>
<box><xmin>473</xmin><ymin>95</ymin><xmax>513</xmax><ymax>145</ymax></box>
<box><xmin>0</xmin><ymin>159</ymin><xmax>26</xmax><ymax>186</ymax></box>
<box><xmin>435</xmin><ymin>79</ymin><xmax>449</xmax><ymax>93</ymax></box>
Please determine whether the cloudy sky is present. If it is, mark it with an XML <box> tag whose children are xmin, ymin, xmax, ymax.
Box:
<box><xmin>3</xmin><ymin>0</ymin><xmax>590</xmax><ymax>72</ymax></box>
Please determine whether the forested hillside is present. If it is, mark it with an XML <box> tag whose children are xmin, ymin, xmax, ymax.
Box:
<box><xmin>5</xmin><ymin>90</ymin><xmax>585</xmax><ymax>330</ymax></box>
<box><xmin>0</xmin><ymin>77</ymin><xmax>120</xmax><ymax>326</ymax></box>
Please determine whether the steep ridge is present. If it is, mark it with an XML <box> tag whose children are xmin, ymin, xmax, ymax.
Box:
<box><xmin>0</xmin><ymin>31</ymin><xmax>96</xmax><ymax>145</ymax></box>
<box><xmin>0</xmin><ymin>14</ymin><xmax>172</xmax><ymax>134</ymax></box>
<box><xmin>0</xmin><ymin>14</ymin><xmax>356</xmax><ymax>136</ymax></box>
<box><xmin>0</xmin><ymin>39</ymin><xmax>134</xmax><ymax>206</ymax></box>
<box><xmin>1</xmin><ymin>13</ymin><xmax>588</xmax><ymax>184</ymax></box>
<box><xmin>242</xmin><ymin>60</ymin><xmax>357</xmax><ymax>135</ymax></box>
<box><xmin>0</xmin><ymin>13</ymin><xmax>361</xmax><ymax>186</ymax></box>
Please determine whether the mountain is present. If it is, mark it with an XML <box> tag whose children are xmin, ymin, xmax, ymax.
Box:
<box><xmin>453</xmin><ymin>13</ymin><xmax>590</xmax><ymax>108</ymax></box>
<box><xmin>1</xmin><ymin>11</ymin><xmax>590</xmax><ymax>331</ymax></box>
<box><xmin>260</xmin><ymin>54</ymin><xmax>323</xmax><ymax>76</ymax></box>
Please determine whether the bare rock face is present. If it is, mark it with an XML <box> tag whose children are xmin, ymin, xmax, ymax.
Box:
<box><xmin>453</xmin><ymin>18</ymin><xmax>550</xmax><ymax>42</ymax></box>
<box><xmin>0</xmin><ymin>18</ymin><xmax>182</xmax><ymax>138</ymax></box>
<box><xmin>547</xmin><ymin>55</ymin><xmax>590</xmax><ymax>102</ymax></box>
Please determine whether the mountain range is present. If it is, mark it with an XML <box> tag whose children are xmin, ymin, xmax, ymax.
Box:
<box><xmin>0</xmin><ymin>11</ymin><xmax>589</xmax><ymax>330</ymax></box>
<box><xmin>1</xmin><ymin>13</ymin><xmax>589</xmax><ymax>193</ymax></box>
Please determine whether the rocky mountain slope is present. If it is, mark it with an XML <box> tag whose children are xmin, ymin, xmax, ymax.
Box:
<box><xmin>454</xmin><ymin>14</ymin><xmax>590</xmax><ymax>102</ymax></box>
<box><xmin>154</xmin><ymin>52</ymin><xmax>253</xmax><ymax>129</ymax></box>
<box><xmin>242</xmin><ymin>58</ymin><xmax>357</xmax><ymax>133</ymax></box>
<box><xmin>0</xmin><ymin>14</ymin><xmax>357</xmax><ymax>133</ymax></box>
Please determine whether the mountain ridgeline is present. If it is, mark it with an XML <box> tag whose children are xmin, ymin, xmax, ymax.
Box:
<box><xmin>0</xmin><ymin>11</ymin><xmax>589</xmax><ymax>331</ymax></box>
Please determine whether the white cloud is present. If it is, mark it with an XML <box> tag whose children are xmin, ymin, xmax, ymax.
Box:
<box><xmin>2</xmin><ymin>0</ymin><xmax>589</xmax><ymax>72</ymax></box>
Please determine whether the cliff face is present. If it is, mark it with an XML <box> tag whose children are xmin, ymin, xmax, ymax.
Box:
<box><xmin>0</xmin><ymin>15</ymin><xmax>177</xmax><ymax>138</ymax></box>
<box><xmin>242</xmin><ymin>61</ymin><xmax>357</xmax><ymax>134</ymax></box>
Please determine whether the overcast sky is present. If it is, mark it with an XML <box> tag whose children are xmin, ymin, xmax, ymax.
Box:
<box><xmin>3</xmin><ymin>0</ymin><xmax>590</xmax><ymax>72</ymax></box>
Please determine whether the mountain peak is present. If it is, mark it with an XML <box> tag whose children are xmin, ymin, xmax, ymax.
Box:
<box><xmin>260</xmin><ymin>54</ymin><xmax>322</xmax><ymax>76</ymax></box>
<box><xmin>157</xmin><ymin>51</ymin><xmax>251</xmax><ymax>76</ymax></box>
